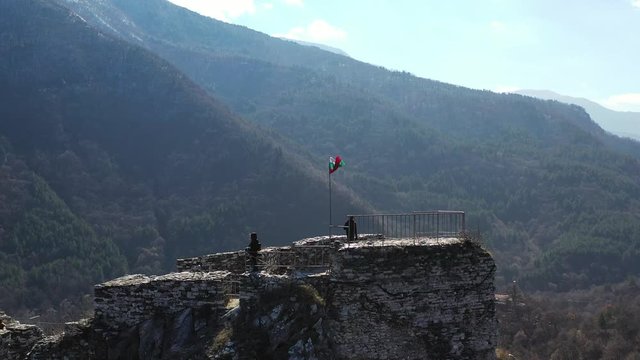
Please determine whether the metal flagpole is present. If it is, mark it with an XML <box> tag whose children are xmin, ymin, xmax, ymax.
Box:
<box><xmin>329</xmin><ymin>169</ymin><xmax>332</xmax><ymax>239</ymax></box>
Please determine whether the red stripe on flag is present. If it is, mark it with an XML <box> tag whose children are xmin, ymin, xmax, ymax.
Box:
<box><xmin>330</xmin><ymin>155</ymin><xmax>342</xmax><ymax>174</ymax></box>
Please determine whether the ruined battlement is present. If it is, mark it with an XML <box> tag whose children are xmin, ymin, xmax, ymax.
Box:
<box><xmin>3</xmin><ymin>234</ymin><xmax>497</xmax><ymax>359</ymax></box>
<box><xmin>176</xmin><ymin>235</ymin><xmax>497</xmax><ymax>359</ymax></box>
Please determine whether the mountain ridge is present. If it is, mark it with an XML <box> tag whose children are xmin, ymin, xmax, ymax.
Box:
<box><xmin>515</xmin><ymin>89</ymin><xmax>640</xmax><ymax>141</ymax></box>
<box><xmin>287</xmin><ymin>38</ymin><xmax>350</xmax><ymax>57</ymax></box>
<box><xmin>56</xmin><ymin>0</ymin><xmax>640</xmax><ymax>292</ymax></box>
<box><xmin>0</xmin><ymin>0</ymin><xmax>365</xmax><ymax>314</ymax></box>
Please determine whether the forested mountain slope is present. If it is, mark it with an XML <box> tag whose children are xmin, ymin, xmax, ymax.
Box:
<box><xmin>0</xmin><ymin>0</ymin><xmax>364</xmax><ymax>314</ymax></box>
<box><xmin>58</xmin><ymin>0</ymin><xmax>640</xmax><ymax>291</ymax></box>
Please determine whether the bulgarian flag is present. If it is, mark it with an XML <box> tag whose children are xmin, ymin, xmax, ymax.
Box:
<box><xmin>329</xmin><ymin>155</ymin><xmax>344</xmax><ymax>174</ymax></box>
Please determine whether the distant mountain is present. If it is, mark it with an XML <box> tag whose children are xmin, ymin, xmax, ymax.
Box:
<box><xmin>0</xmin><ymin>0</ymin><xmax>365</xmax><ymax>314</ymax></box>
<box><xmin>286</xmin><ymin>39</ymin><xmax>350</xmax><ymax>57</ymax></box>
<box><xmin>515</xmin><ymin>89</ymin><xmax>640</xmax><ymax>141</ymax></box>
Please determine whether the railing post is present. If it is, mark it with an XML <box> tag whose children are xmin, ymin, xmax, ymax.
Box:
<box><xmin>412</xmin><ymin>213</ymin><xmax>416</xmax><ymax>244</ymax></box>
<box><xmin>462</xmin><ymin>212</ymin><xmax>466</xmax><ymax>233</ymax></box>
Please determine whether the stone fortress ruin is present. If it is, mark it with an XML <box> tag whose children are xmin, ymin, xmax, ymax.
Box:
<box><xmin>1</xmin><ymin>211</ymin><xmax>497</xmax><ymax>359</ymax></box>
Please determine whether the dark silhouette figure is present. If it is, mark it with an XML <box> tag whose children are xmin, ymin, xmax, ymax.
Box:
<box><xmin>344</xmin><ymin>216</ymin><xmax>358</xmax><ymax>241</ymax></box>
<box><xmin>246</xmin><ymin>232</ymin><xmax>261</xmax><ymax>272</ymax></box>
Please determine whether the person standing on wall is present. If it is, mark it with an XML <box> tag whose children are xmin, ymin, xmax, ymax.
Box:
<box><xmin>247</xmin><ymin>232</ymin><xmax>261</xmax><ymax>272</ymax></box>
<box><xmin>344</xmin><ymin>216</ymin><xmax>358</xmax><ymax>242</ymax></box>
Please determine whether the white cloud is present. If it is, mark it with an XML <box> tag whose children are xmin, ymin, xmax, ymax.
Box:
<box><xmin>167</xmin><ymin>0</ymin><xmax>256</xmax><ymax>21</ymax></box>
<box><xmin>633</xmin><ymin>0</ymin><xmax>640</xmax><ymax>8</ymax></box>
<box><xmin>262</xmin><ymin>3</ymin><xmax>274</xmax><ymax>10</ymax></box>
<box><xmin>283</xmin><ymin>0</ymin><xmax>303</xmax><ymax>6</ymax></box>
<box><xmin>274</xmin><ymin>19</ymin><xmax>347</xmax><ymax>42</ymax></box>
<box><xmin>600</xmin><ymin>93</ymin><xmax>640</xmax><ymax>112</ymax></box>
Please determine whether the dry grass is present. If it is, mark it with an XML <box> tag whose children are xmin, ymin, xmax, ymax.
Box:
<box><xmin>298</xmin><ymin>284</ymin><xmax>325</xmax><ymax>306</ymax></box>
<box><xmin>225</xmin><ymin>297</ymin><xmax>239</xmax><ymax>309</ymax></box>
<box><xmin>212</xmin><ymin>326</ymin><xmax>233</xmax><ymax>352</ymax></box>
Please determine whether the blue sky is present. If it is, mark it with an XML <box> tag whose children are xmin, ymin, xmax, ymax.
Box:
<box><xmin>167</xmin><ymin>0</ymin><xmax>640</xmax><ymax>111</ymax></box>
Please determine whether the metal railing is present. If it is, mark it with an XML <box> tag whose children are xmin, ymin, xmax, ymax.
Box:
<box><xmin>347</xmin><ymin>210</ymin><xmax>465</xmax><ymax>240</ymax></box>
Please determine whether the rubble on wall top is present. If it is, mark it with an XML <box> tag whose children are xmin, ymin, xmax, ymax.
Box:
<box><xmin>180</xmin><ymin>250</ymin><xmax>243</xmax><ymax>261</ymax></box>
<box><xmin>97</xmin><ymin>270</ymin><xmax>233</xmax><ymax>288</ymax></box>
<box><xmin>97</xmin><ymin>274</ymin><xmax>151</xmax><ymax>287</ymax></box>
<box><xmin>340</xmin><ymin>236</ymin><xmax>461</xmax><ymax>249</ymax></box>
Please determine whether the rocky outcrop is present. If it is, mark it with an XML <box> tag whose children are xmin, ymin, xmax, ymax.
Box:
<box><xmin>0</xmin><ymin>312</ymin><xmax>44</xmax><ymax>360</ymax></box>
<box><xmin>0</xmin><ymin>235</ymin><xmax>496</xmax><ymax>359</ymax></box>
<box><xmin>28</xmin><ymin>319</ymin><xmax>95</xmax><ymax>359</ymax></box>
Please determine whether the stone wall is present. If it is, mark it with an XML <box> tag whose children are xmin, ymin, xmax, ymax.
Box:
<box><xmin>259</xmin><ymin>245</ymin><xmax>335</xmax><ymax>274</ymax></box>
<box><xmin>175</xmin><ymin>246</ymin><xmax>334</xmax><ymax>275</ymax></box>
<box><xmin>93</xmin><ymin>271</ymin><xmax>232</xmax><ymax>336</ymax></box>
<box><xmin>327</xmin><ymin>238</ymin><xmax>497</xmax><ymax>360</ymax></box>
<box><xmin>176</xmin><ymin>251</ymin><xmax>246</xmax><ymax>274</ymax></box>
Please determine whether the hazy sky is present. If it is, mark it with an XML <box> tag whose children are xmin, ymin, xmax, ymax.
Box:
<box><xmin>167</xmin><ymin>0</ymin><xmax>640</xmax><ymax>112</ymax></box>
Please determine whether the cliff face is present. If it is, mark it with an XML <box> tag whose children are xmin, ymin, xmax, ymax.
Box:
<box><xmin>327</xmin><ymin>239</ymin><xmax>496</xmax><ymax>359</ymax></box>
<box><xmin>1</xmin><ymin>236</ymin><xmax>496</xmax><ymax>359</ymax></box>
